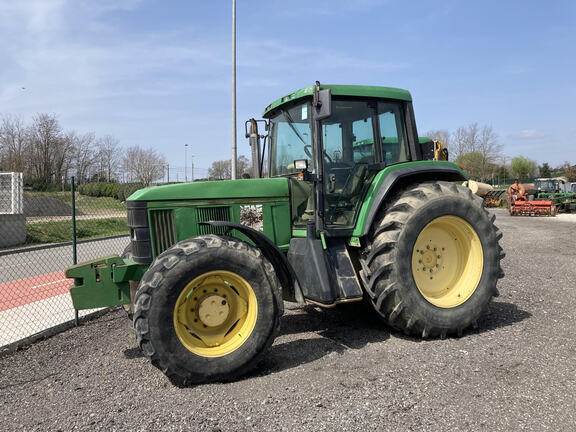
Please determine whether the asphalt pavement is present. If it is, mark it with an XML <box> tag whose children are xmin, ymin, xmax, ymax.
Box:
<box><xmin>0</xmin><ymin>236</ymin><xmax>129</xmax><ymax>347</ymax></box>
<box><xmin>0</xmin><ymin>236</ymin><xmax>129</xmax><ymax>282</ymax></box>
<box><xmin>0</xmin><ymin>210</ymin><xmax>575</xmax><ymax>431</ymax></box>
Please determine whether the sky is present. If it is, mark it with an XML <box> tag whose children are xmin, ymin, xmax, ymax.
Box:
<box><xmin>0</xmin><ymin>0</ymin><xmax>574</xmax><ymax>178</ymax></box>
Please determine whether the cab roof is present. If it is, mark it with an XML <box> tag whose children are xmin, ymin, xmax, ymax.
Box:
<box><xmin>263</xmin><ymin>84</ymin><xmax>412</xmax><ymax>117</ymax></box>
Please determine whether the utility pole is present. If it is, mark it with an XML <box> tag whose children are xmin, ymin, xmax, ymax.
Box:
<box><xmin>184</xmin><ymin>144</ymin><xmax>189</xmax><ymax>182</ymax></box>
<box><xmin>231</xmin><ymin>0</ymin><xmax>237</xmax><ymax>179</ymax></box>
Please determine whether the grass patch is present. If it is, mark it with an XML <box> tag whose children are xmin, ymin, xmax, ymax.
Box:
<box><xmin>26</xmin><ymin>218</ymin><xmax>128</xmax><ymax>244</ymax></box>
<box><xmin>26</xmin><ymin>191</ymin><xmax>126</xmax><ymax>214</ymax></box>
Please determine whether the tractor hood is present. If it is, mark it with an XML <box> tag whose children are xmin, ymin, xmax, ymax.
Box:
<box><xmin>127</xmin><ymin>178</ymin><xmax>290</xmax><ymax>202</ymax></box>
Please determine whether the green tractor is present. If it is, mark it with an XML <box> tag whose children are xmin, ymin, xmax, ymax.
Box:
<box><xmin>534</xmin><ymin>177</ymin><xmax>576</xmax><ymax>213</ymax></box>
<box><xmin>66</xmin><ymin>83</ymin><xmax>504</xmax><ymax>384</ymax></box>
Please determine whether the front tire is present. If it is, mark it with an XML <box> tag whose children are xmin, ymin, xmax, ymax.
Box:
<box><xmin>133</xmin><ymin>235</ymin><xmax>282</xmax><ymax>384</ymax></box>
<box><xmin>361</xmin><ymin>181</ymin><xmax>505</xmax><ymax>338</ymax></box>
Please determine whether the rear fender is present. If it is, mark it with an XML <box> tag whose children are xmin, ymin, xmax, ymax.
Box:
<box><xmin>357</xmin><ymin>164</ymin><xmax>466</xmax><ymax>237</ymax></box>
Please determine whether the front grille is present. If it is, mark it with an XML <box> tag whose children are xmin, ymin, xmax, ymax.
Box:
<box><xmin>151</xmin><ymin>209</ymin><xmax>176</xmax><ymax>256</ymax></box>
<box><xmin>196</xmin><ymin>206</ymin><xmax>231</xmax><ymax>235</ymax></box>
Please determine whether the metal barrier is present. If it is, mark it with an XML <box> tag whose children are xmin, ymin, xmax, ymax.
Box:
<box><xmin>0</xmin><ymin>176</ymin><xmax>134</xmax><ymax>349</ymax></box>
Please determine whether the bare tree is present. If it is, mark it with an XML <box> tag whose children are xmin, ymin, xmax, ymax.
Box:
<box><xmin>0</xmin><ymin>115</ymin><xmax>28</xmax><ymax>173</ymax></box>
<box><xmin>476</xmin><ymin>125</ymin><xmax>503</xmax><ymax>180</ymax></box>
<box><xmin>54</xmin><ymin>131</ymin><xmax>75</xmax><ymax>187</ymax></box>
<box><xmin>449</xmin><ymin>123</ymin><xmax>503</xmax><ymax>181</ymax></box>
<box><xmin>425</xmin><ymin>129</ymin><xmax>450</xmax><ymax>149</ymax></box>
<box><xmin>28</xmin><ymin>113</ymin><xmax>66</xmax><ymax>185</ymax></box>
<box><xmin>451</xmin><ymin>123</ymin><xmax>479</xmax><ymax>160</ymax></box>
<box><xmin>97</xmin><ymin>135</ymin><xmax>122</xmax><ymax>181</ymax></box>
<box><xmin>208</xmin><ymin>155</ymin><xmax>250</xmax><ymax>180</ymax></box>
<box><xmin>208</xmin><ymin>159</ymin><xmax>231</xmax><ymax>180</ymax></box>
<box><xmin>123</xmin><ymin>146</ymin><xmax>166</xmax><ymax>185</ymax></box>
<box><xmin>69</xmin><ymin>131</ymin><xmax>97</xmax><ymax>184</ymax></box>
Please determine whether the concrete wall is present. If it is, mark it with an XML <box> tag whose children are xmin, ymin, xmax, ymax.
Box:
<box><xmin>0</xmin><ymin>214</ymin><xmax>26</xmax><ymax>248</ymax></box>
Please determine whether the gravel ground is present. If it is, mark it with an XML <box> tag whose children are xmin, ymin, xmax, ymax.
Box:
<box><xmin>1</xmin><ymin>209</ymin><xmax>575</xmax><ymax>431</ymax></box>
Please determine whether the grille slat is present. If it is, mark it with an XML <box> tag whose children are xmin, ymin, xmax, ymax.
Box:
<box><xmin>197</xmin><ymin>206</ymin><xmax>231</xmax><ymax>235</ymax></box>
<box><xmin>151</xmin><ymin>209</ymin><xmax>176</xmax><ymax>256</ymax></box>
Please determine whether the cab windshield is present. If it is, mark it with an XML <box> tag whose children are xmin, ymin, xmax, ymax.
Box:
<box><xmin>268</xmin><ymin>102</ymin><xmax>312</xmax><ymax>177</ymax></box>
<box><xmin>536</xmin><ymin>180</ymin><xmax>556</xmax><ymax>192</ymax></box>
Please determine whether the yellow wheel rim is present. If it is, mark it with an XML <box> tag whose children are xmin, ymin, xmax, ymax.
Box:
<box><xmin>411</xmin><ymin>216</ymin><xmax>483</xmax><ymax>308</ymax></box>
<box><xmin>173</xmin><ymin>270</ymin><xmax>258</xmax><ymax>357</ymax></box>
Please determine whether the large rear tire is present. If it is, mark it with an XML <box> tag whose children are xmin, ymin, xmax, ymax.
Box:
<box><xmin>133</xmin><ymin>235</ymin><xmax>282</xmax><ymax>384</ymax></box>
<box><xmin>360</xmin><ymin>181</ymin><xmax>504</xmax><ymax>338</ymax></box>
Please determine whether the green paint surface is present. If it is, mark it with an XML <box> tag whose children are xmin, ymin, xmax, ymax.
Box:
<box><xmin>263</xmin><ymin>84</ymin><xmax>412</xmax><ymax>116</ymax></box>
<box><xmin>66</xmin><ymin>257</ymin><xmax>145</xmax><ymax>310</ymax></box>
<box><xmin>352</xmin><ymin>160</ymin><xmax>465</xmax><ymax>237</ymax></box>
<box><xmin>128</xmin><ymin>178</ymin><xmax>290</xmax><ymax>202</ymax></box>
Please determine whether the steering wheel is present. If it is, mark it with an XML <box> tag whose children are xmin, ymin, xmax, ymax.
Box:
<box><xmin>304</xmin><ymin>145</ymin><xmax>333</xmax><ymax>163</ymax></box>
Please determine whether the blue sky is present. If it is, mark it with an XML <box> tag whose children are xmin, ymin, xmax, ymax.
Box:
<box><xmin>0</xmin><ymin>0</ymin><xmax>574</xmax><ymax>177</ymax></box>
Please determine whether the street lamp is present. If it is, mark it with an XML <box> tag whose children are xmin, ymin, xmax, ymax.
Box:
<box><xmin>184</xmin><ymin>144</ymin><xmax>189</xmax><ymax>182</ymax></box>
<box><xmin>231</xmin><ymin>0</ymin><xmax>237</xmax><ymax>180</ymax></box>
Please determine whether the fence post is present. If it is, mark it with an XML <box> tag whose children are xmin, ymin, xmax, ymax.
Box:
<box><xmin>71</xmin><ymin>176</ymin><xmax>79</xmax><ymax>325</ymax></box>
<box><xmin>71</xmin><ymin>176</ymin><xmax>78</xmax><ymax>265</ymax></box>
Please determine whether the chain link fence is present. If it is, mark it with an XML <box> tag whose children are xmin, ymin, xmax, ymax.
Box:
<box><xmin>0</xmin><ymin>174</ymin><xmax>141</xmax><ymax>349</ymax></box>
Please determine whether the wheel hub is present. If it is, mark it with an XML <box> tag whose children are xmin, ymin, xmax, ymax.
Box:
<box><xmin>198</xmin><ymin>294</ymin><xmax>230</xmax><ymax>327</ymax></box>
<box><xmin>416</xmin><ymin>245</ymin><xmax>443</xmax><ymax>277</ymax></box>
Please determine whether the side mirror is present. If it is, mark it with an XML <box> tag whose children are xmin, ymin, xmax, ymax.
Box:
<box><xmin>313</xmin><ymin>89</ymin><xmax>332</xmax><ymax>120</ymax></box>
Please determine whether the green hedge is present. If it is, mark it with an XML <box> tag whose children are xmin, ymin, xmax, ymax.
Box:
<box><xmin>77</xmin><ymin>182</ymin><xmax>143</xmax><ymax>201</ymax></box>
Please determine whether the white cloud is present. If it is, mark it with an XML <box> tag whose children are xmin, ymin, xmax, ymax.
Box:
<box><xmin>0</xmin><ymin>0</ymin><xmax>66</xmax><ymax>33</ymax></box>
<box><xmin>508</xmin><ymin>129</ymin><xmax>547</xmax><ymax>140</ymax></box>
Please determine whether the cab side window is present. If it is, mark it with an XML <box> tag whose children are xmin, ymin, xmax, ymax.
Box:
<box><xmin>378</xmin><ymin>103</ymin><xmax>408</xmax><ymax>165</ymax></box>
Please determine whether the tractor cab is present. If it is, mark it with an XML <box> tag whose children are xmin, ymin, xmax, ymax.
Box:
<box><xmin>535</xmin><ymin>177</ymin><xmax>567</xmax><ymax>194</ymax></box>
<box><xmin>247</xmin><ymin>83</ymin><xmax>422</xmax><ymax>233</ymax></box>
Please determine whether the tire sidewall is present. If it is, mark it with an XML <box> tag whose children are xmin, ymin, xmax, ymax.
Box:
<box><xmin>145</xmin><ymin>246</ymin><xmax>278</xmax><ymax>381</ymax></box>
<box><xmin>394</xmin><ymin>195</ymin><xmax>498</xmax><ymax>328</ymax></box>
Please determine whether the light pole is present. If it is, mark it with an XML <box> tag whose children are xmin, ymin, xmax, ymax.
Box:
<box><xmin>231</xmin><ymin>0</ymin><xmax>237</xmax><ymax>180</ymax></box>
<box><xmin>184</xmin><ymin>144</ymin><xmax>189</xmax><ymax>182</ymax></box>
<box><xmin>191</xmin><ymin>154</ymin><xmax>195</xmax><ymax>181</ymax></box>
